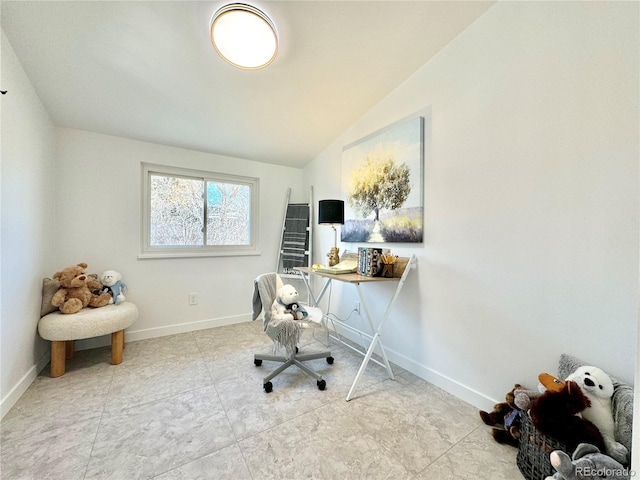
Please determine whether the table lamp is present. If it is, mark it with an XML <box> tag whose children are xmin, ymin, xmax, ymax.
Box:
<box><xmin>318</xmin><ymin>199</ymin><xmax>344</xmax><ymax>266</ymax></box>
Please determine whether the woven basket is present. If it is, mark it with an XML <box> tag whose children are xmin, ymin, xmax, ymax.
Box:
<box><xmin>517</xmin><ymin>413</ymin><xmax>568</xmax><ymax>480</ymax></box>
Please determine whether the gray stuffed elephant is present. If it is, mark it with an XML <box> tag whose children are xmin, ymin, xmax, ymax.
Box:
<box><xmin>545</xmin><ymin>443</ymin><xmax>630</xmax><ymax>480</ymax></box>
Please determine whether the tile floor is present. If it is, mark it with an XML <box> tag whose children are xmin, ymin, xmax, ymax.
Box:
<box><xmin>1</xmin><ymin>321</ymin><xmax>525</xmax><ymax>479</ymax></box>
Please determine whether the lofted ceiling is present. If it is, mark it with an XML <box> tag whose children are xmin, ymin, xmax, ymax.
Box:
<box><xmin>1</xmin><ymin>1</ymin><xmax>493</xmax><ymax>168</ymax></box>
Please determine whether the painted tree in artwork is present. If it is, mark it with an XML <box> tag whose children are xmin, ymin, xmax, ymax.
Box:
<box><xmin>347</xmin><ymin>156</ymin><xmax>411</xmax><ymax>221</ymax></box>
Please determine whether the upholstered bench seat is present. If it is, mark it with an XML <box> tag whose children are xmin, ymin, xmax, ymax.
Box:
<box><xmin>38</xmin><ymin>302</ymin><xmax>138</xmax><ymax>377</ymax></box>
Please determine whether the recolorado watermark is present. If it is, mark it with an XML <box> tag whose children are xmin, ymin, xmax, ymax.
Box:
<box><xmin>575</xmin><ymin>466</ymin><xmax>635</xmax><ymax>477</ymax></box>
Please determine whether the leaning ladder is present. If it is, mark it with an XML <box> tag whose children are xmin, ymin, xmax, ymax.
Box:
<box><xmin>276</xmin><ymin>188</ymin><xmax>313</xmax><ymax>293</ymax></box>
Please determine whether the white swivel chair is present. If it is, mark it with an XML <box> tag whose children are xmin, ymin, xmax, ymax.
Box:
<box><xmin>251</xmin><ymin>272</ymin><xmax>333</xmax><ymax>392</ymax></box>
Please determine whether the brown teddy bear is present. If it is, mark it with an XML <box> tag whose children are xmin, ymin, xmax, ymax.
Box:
<box><xmin>51</xmin><ymin>263</ymin><xmax>111</xmax><ymax>314</ymax></box>
<box><xmin>529</xmin><ymin>380</ymin><xmax>606</xmax><ymax>454</ymax></box>
<box><xmin>480</xmin><ymin>374</ymin><xmax>568</xmax><ymax>447</ymax></box>
<box><xmin>479</xmin><ymin>384</ymin><xmax>524</xmax><ymax>447</ymax></box>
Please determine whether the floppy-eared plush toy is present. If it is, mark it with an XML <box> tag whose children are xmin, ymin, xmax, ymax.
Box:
<box><xmin>530</xmin><ymin>380</ymin><xmax>606</xmax><ymax>454</ymax></box>
<box><xmin>100</xmin><ymin>270</ymin><xmax>127</xmax><ymax>304</ymax></box>
<box><xmin>566</xmin><ymin>366</ymin><xmax>628</xmax><ymax>465</ymax></box>
<box><xmin>545</xmin><ymin>443</ymin><xmax>630</xmax><ymax>480</ymax></box>
<box><xmin>51</xmin><ymin>263</ymin><xmax>111</xmax><ymax>314</ymax></box>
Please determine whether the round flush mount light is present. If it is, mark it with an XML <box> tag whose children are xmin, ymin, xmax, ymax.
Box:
<box><xmin>210</xmin><ymin>3</ymin><xmax>278</xmax><ymax>70</ymax></box>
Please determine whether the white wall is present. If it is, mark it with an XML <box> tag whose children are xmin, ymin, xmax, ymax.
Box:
<box><xmin>0</xmin><ymin>31</ymin><xmax>57</xmax><ymax>417</ymax></box>
<box><xmin>305</xmin><ymin>1</ymin><xmax>639</xmax><ymax>409</ymax></box>
<box><xmin>54</xmin><ymin>128</ymin><xmax>304</xmax><ymax>345</ymax></box>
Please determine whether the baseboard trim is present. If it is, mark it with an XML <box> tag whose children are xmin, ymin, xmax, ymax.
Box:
<box><xmin>331</xmin><ymin>326</ymin><xmax>496</xmax><ymax>410</ymax></box>
<box><xmin>384</xmin><ymin>348</ymin><xmax>497</xmax><ymax>410</ymax></box>
<box><xmin>1</xmin><ymin>350</ymin><xmax>50</xmax><ymax>419</ymax></box>
<box><xmin>125</xmin><ymin>313</ymin><xmax>251</xmax><ymax>342</ymax></box>
<box><xmin>74</xmin><ymin>313</ymin><xmax>252</xmax><ymax>351</ymax></box>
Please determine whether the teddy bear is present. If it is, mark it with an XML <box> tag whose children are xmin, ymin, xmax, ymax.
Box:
<box><xmin>271</xmin><ymin>284</ymin><xmax>307</xmax><ymax>322</ymax></box>
<box><xmin>530</xmin><ymin>380</ymin><xmax>606</xmax><ymax>454</ymax></box>
<box><xmin>51</xmin><ymin>263</ymin><xmax>111</xmax><ymax>314</ymax></box>
<box><xmin>480</xmin><ymin>374</ymin><xmax>567</xmax><ymax>447</ymax></box>
<box><xmin>545</xmin><ymin>443</ymin><xmax>630</xmax><ymax>480</ymax></box>
<box><xmin>479</xmin><ymin>384</ymin><xmax>525</xmax><ymax>447</ymax></box>
<box><xmin>100</xmin><ymin>270</ymin><xmax>127</xmax><ymax>304</ymax></box>
<box><xmin>566</xmin><ymin>366</ymin><xmax>628</xmax><ymax>465</ymax></box>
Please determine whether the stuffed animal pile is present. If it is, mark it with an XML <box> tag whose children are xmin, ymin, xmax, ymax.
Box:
<box><xmin>49</xmin><ymin>263</ymin><xmax>129</xmax><ymax>314</ymax></box>
<box><xmin>482</xmin><ymin>363</ymin><xmax>630</xmax><ymax>480</ymax></box>
<box><xmin>51</xmin><ymin>263</ymin><xmax>111</xmax><ymax>314</ymax></box>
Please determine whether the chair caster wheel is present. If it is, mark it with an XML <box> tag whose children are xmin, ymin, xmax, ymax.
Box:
<box><xmin>264</xmin><ymin>381</ymin><xmax>273</xmax><ymax>393</ymax></box>
<box><xmin>317</xmin><ymin>379</ymin><xmax>326</xmax><ymax>391</ymax></box>
<box><xmin>326</xmin><ymin>356</ymin><xmax>334</xmax><ymax>364</ymax></box>
<box><xmin>254</xmin><ymin>359</ymin><xmax>262</xmax><ymax>366</ymax></box>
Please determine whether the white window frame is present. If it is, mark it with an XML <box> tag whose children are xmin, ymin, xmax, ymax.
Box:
<box><xmin>140</xmin><ymin>163</ymin><xmax>260</xmax><ymax>259</ymax></box>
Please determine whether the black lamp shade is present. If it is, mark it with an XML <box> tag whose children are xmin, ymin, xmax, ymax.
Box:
<box><xmin>318</xmin><ymin>200</ymin><xmax>344</xmax><ymax>225</ymax></box>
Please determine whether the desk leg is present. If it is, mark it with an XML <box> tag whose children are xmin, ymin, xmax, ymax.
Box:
<box><xmin>345</xmin><ymin>284</ymin><xmax>395</xmax><ymax>402</ymax></box>
<box><xmin>356</xmin><ymin>283</ymin><xmax>394</xmax><ymax>379</ymax></box>
<box><xmin>346</xmin><ymin>332</ymin><xmax>386</xmax><ymax>401</ymax></box>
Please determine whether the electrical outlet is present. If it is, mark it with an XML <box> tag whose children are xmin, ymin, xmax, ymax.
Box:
<box><xmin>354</xmin><ymin>301</ymin><xmax>360</xmax><ymax>314</ymax></box>
<box><xmin>188</xmin><ymin>292</ymin><xmax>198</xmax><ymax>306</ymax></box>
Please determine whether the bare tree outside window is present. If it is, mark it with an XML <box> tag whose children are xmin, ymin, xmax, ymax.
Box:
<box><xmin>150</xmin><ymin>175</ymin><xmax>204</xmax><ymax>246</ymax></box>
<box><xmin>142</xmin><ymin>163</ymin><xmax>258</xmax><ymax>258</ymax></box>
<box><xmin>207</xmin><ymin>182</ymin><xmax>251</xmax><ymax>246</ymax></box>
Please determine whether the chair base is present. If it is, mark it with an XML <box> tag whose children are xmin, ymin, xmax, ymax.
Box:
<box><xmin>254</xmin><ymin>349</ymin><xmax>333</xmax><ymax>392</ymax></box>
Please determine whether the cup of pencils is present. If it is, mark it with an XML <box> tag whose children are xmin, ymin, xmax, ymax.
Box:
<box><xmin>381</xmin><ymin>254</ymin><xmax>397</xmax><ymax>278</ymax></box>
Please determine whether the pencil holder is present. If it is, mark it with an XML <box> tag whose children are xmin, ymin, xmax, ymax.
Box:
<box><xmin>381</xmin><ymin>264</ymin><xmax>394</xmax><ymax>278</ymax></box>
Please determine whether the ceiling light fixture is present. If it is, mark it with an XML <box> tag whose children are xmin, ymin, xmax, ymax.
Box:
<box><xmin>210</xmin><ymin>3</ymin><xmax>278</xmax><ymax>70</ymax></box>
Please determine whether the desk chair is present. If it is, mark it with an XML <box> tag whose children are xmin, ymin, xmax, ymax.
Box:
<box><xmin>251</xmin><ymin>272</ymin><xmax>333</xmax><ymax>393</ymax></box>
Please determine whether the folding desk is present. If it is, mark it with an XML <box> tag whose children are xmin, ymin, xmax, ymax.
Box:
<box><xmin>295</xmin><ymin>254</ymin><xmax>416</xmax><ymax>401</ymax></box>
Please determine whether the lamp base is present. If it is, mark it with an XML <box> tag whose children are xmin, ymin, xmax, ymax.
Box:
<box><xmin>327</xmin><ymin>247</ymin><xmax>340</xmax><ymax>267</ymax></box>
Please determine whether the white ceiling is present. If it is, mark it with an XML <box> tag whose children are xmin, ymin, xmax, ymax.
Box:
<box><xmin>2</xmin><ymin>1</ymin><xmax>493</xmax><ymax>168</ymax></box>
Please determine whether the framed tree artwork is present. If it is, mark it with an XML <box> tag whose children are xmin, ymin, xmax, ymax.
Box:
<box><xmin>341</xmin><ymin>115</ymin><xmax>424</xmax><ymax>243</ymax></box>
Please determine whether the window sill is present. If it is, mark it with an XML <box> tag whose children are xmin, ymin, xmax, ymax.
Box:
<box><xmin>138</xmin><ymin>250</ymin><xmax>261</xmax><ymax>260</ymax></box>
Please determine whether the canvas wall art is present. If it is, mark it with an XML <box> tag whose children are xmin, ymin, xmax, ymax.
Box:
<box><xmin>341</xmin><ymin>115</ymin><xmax>424</xmax><ymax>243</ymax></box>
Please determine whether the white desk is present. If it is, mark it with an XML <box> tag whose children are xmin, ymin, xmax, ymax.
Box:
<box><xmin>295</xmin><ymin>254</ymin><xmax>416</xmax><ymax>401</ymax></box>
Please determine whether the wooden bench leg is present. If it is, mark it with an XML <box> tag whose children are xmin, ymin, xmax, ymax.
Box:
<box><xmin>65</xmin><ymin>340</ymin><xmax>75</xmax><ymax>359</ymax></box>
<box><xmin>50</xmin><ymin>341</ymin><xmax>66</xmax><ymax>378</ymax></box>
<box><xmin>111</xmin><ymin>330</ymin><xmax>124</xmax><ymax>365</ymax></box>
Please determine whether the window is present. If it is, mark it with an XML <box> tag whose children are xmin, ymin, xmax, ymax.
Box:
<box><xmin>140</xmin><ymin>163</ymin><xmax>259</xmax><ymax>258</ymax></box>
